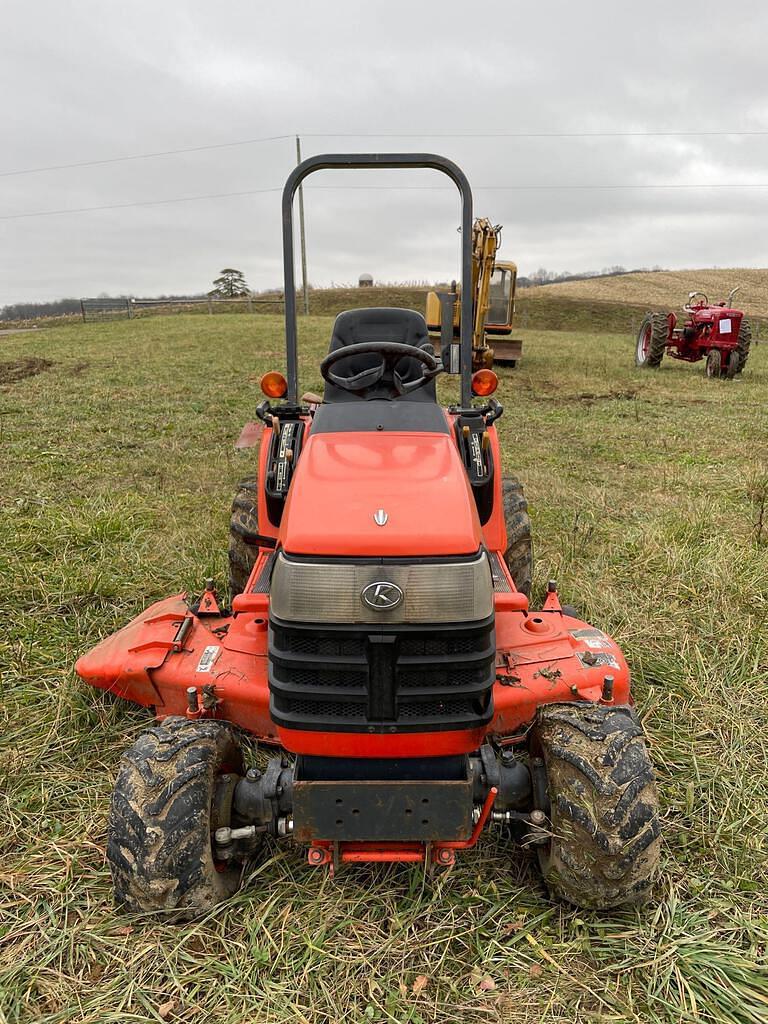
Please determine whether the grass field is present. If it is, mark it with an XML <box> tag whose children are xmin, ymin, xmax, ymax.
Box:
<box><xmin>2</xmin><ymin>313</ymin><xmax>767</xmax><ymax>1024</ymax></box>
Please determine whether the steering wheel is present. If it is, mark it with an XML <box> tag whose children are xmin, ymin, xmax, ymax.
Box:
<box><xmin>684</xmin><ymin>291</ymin><xmax>708</xmax><ymax>312</ymax></box>
<box><xmin>320</xmin><ymin>341</ymin><xmax>443</xmax><ymax>395</ymax></box>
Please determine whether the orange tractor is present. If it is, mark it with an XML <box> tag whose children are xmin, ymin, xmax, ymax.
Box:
<box><xmin>77</xmin><ymin>154</ymin><xmax>660</xmax><ymax>919</ymax></box>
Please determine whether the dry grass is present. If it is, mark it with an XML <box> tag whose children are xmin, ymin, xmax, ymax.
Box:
<box><xmin>1</xmin><ymin>313</ymin><xmax>767</xmax><ymax>1023</ymax></box>
<box><xmin>526</xmin><ymin>269</ymin><xmax>768</xmax><ymax>317</ymax></box>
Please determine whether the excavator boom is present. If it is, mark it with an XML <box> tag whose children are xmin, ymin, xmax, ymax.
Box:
<box><xmin>426</xmin><ymin>218</ymin><xmax>522</xmax><ymax>369</ymax></box>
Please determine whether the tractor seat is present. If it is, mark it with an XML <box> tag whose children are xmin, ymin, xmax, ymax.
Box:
<box><xmin>323</xmin><ymin>307</ymin><xmax>437</xmax><ymax>404</ymax></box>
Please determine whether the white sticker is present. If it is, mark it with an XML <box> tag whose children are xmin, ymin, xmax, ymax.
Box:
<box><xmin>196</xmin><ymin>645</ymin><xmax>220</xmax><ymax>673</ymax></box>
<box><xmin>720</xmin><ymin>318</ymin><xmax>732</xmax><ymax>334</ymax></box>
<box><xmin>584</xmin><ymin>636</ymin><xmax>612</xmax><ymax>650</ymax></box>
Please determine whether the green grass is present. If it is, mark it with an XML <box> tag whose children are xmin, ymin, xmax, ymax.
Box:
<box><xmin>1</xmin><ymin>314</ymin><xmax>767</xmax><ymax>1024</ymax></box>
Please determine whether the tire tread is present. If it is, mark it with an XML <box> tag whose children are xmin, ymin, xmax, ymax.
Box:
<box><xmin>502</xmin><ymin>477</ymin><xmax>533</xmax><ymax>598</ymax></box>
<box><xmin>107</xmin><ymin>716</ymin><xmax>245</xmax><ymax>919</ymax></box>
<box><xmin>534</xmin><ymin>702</ymin><xmax>661</xmax><ymax>909</ymax></box>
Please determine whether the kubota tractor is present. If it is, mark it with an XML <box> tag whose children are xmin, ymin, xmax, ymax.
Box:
<box><xmin>635</xmin><ymin>287</ymin><xmax>751</xmax><ymax>378</ymax></box>
<box><xmin>77</xmin><ymin>155</ymin><xmax>661</xmax><ymax>920</ymax></box>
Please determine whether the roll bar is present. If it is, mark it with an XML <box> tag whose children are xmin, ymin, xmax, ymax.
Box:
<box><xmin>281</xmin><ymin>153</ymin><xmax>474</xmax><ymax>407</ymax></box>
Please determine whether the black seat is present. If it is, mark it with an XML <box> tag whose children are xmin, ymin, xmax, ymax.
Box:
<box><xmin>323</xmin><ymin>308</ymin><xmax>437</xmax><ymax>404</ymax></box>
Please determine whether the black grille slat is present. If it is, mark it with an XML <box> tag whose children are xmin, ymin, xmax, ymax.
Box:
<box><xmin>271</xmin><ymin>670</ymin><xmax>367</xmax><ymax>691</ymax></box>
<box><xmin>269</xmin><ymin>617</ymin><xmax>495</xmax><ymax>734</ymax></box>
<box><xmin>398</xmin><ymin>634</ymin><xmax>486</xmax><ymax>657</ymax></box>
<box><xmin>488</xmin><ymin>551</ymin><xmax>512</xmax><ymax>593</ymax></box>
<box><xmin>276</xmin><ymin>634</ymin><xmax>365</xmax><ymax>657</ymax></box>
<box><xmin>398</xmin><ymin>666</ymin><xmax>489</xmax><ymax>690</ymax></box>
<box><xmin>251</xmin><ymin>553</ymin><xmax>276</xmax><ymax>594</ymax></box>
<box><xmin>284</xmin><ymin>699</ymin><xmax>367</xmax><ymax>721</ymax></box>
<box><xmin>397</xmin><ymin>697</ymin><xmax>485</xmax><ymax>720</ymax></box>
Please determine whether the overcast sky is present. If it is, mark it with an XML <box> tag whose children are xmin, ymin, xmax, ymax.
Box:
<box><xmin>2</xmin><ymin>0</ymin><xmax>767</xmax><ymax>304</ymax></box>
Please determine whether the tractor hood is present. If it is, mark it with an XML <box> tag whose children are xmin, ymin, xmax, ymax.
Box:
<box><xmin>279</xmin><ymin>430</ymin><xmax>482</xmax><ymax>557</ymax></box>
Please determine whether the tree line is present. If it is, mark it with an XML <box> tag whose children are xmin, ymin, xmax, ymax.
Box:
<box><xmin>519</xmin><ymin>265</ymin><xmax>666</xmax><ymax>287</ymax></box>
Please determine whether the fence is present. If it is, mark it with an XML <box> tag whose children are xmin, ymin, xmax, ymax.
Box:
<box><xmin>80</xmin><ymin>298</ymin><xmax>131</xmax><ymax>322</ymax></box>
<box><xmin>80</xmin><ymin>295</ymin><xmax>284</xmax><ymax>322</ymax></box>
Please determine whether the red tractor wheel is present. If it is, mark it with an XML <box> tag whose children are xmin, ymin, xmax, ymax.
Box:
<box><xmin>726</xmin><ymin>349</ymin><xmax>740</xmax><ymax>380</ymax></box>
<box><xmin>705</xmin><ymin>349</ymin><xmax>722</xmax><ymax>378</ymax></box>
<box><xmin>635</xmin><ymin>313</ymin><xmax>667</xmax><ymax>368</ymax></box>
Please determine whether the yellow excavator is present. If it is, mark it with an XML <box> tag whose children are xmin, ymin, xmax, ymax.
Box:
<box><xmin>425</xmin><ymin>217</ymin><xmax>521</xmax><ymax>370</ymax></box>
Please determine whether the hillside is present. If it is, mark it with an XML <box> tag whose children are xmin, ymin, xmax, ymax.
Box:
<box><xmin>298</xmin><ymin>287</ymin><xmax>648</xmax><ymax>333</ymax></box>
<box><xmin>525</xmin><ymin>268</ymin><xmax>768</xmax><ymax>317</ymax></box>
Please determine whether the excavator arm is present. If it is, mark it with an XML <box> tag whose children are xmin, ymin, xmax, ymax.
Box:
<box><xmin>426</xmin><ymin>218</ymin><xmax>521</xmax><ymax>370</ymax></box>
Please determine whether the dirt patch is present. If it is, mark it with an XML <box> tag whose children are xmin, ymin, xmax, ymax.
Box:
<box><xmin>575</xmin><ymin>387</ymin><xmax>638</xmax><ymax>403</ymax></box>
<box><xmin>0</xmin><ymin>357</ymin><xmax>54</xmax><ymax>385</ymax></box>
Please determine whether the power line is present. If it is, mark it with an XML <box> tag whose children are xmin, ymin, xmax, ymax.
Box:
<box><xmin>311</xmin><ymin>184</ymin><xmax>768</xmax><ymax>190</ymax></box>
<box><xmin>3</xmin><ymin>127</ymin><xmax>768</xmax><ymax>178</ymax></box>
<box><xmin>304</xmin><ymin>130</ymin><xmax>768</xmax><ymax>139</ymax></box>
<box><xmin>2</xmin><ymin>180</ymin><xmax>768</xmax><ymax>221</ymax></box>
<box><xmin>0</xmin><ymin>187</ymin><xmax>281</xmax><ymax>221</ymax></box>
<box><xmin>0</xmin><ymin>134</ymin><xmax>293</xmax><ymax>179</ymax></box>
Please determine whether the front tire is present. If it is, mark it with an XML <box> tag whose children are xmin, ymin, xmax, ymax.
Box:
<box><xmin>706</xmin><ymin>349</ymin><xmax>722</xmax><ymax>378</ymax></box>
<box><xmin>635</xmin><ymin>313</ymin><xmax>667</xmax><ymax>368</ymax></box>
<box><xmin>531</xmin><ymin>702</ymin><xmax>661</xmax><ymax>910</ymax></box>
<box><xmin>502</xmin><ymin>476</ymin><xmax>533</xmax><ymax>598</ymax></box>
<box><xmin>108</xmin><ymin>717</ymin><xmax>248</xmax><ymax>919</ymax></box>
<box><xmin>726</xmin><ymin>349</ymin><xmax>740</xmax><ymax>380</ymax></box>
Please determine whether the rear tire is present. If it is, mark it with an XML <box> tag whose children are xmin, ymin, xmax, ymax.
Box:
<box><xmin>635</xmin><ymin>313</ymin><xmax>667</xmax><ymax>368</ymax></box>
<box><xmin>502</xmin><ymin>477</ymin><xmax>533</xmax><ymax>598</ymax></box>
<box><xmin>108</xmin><ymin>717</ymin><xmax>248</xmax><ymax>920</ymax></box>
<box><xmin>229</xmin><ymin>476</ymin><xmax>260</xmax><ymax>597</ymax></box>
<box><xmin>737</xmin><ymin>318</ymin><xmax>751</xmax><ymax>373</ymax></box>
<box><xmin>531</xmin><ymin>702</ymin><xmax>661</xmax><ymax>910</ymax></box>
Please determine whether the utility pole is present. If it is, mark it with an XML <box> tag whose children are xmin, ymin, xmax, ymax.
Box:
<box><xmin>296</xmin><ymin>135</ymin><xmax>310</xmax><ymax>316</ymax></box>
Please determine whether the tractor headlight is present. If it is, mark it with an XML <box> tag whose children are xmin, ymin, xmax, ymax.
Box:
<box><xmin>270</xmin><ymin>550</ymin><xmax>493</xmax><ymax>625</ymax></box>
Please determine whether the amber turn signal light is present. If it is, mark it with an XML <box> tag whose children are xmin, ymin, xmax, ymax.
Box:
<box><xmin>260</xmin><ymin>371</ymin><xmax>288</xmax><ymax>398</ymax></box>
<box><xmin>471</xmin><ymin>369</ymin><xmax>498</xmax><ymax>397</ymax></box>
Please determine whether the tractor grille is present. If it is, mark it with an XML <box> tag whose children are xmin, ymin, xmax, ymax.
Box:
<box><xmin>269</xmin><ymin>617</ymin><xmax>495</xmax><ymax>733</ymax></box>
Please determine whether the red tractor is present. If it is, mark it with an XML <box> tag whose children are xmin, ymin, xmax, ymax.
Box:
<box><xmin>76</xmin><ymin>154</ymin><xmax>661</xmax><ymax>920</ymax></box>
<box><xmin>635</xmin><ymin>287</ymin><xmax>751</xmax><ymax>378</ymax></box>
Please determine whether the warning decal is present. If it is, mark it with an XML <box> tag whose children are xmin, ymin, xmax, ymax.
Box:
<box><xmin>196</xmin><ymin>645</ymin><xmax>220</xmax><ymax>673</ymax></box>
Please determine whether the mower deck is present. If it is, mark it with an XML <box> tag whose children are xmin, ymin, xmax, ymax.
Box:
<box><xmin>77</xmin><ymin>565</ymin><xmax>628</xmax><ymax>750</ymax></box>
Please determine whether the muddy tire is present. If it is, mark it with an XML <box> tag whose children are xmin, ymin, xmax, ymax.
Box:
<box><xmin>531</xmin><ymin>702</ymin><xmax>661</xmax><ymax>910</ymax></box>
<box><xmin>635</xmin><ymin>313</ymin><xmax>667</xmax><ymax>368</ymax></box>
<box><xmin>706</xmin><ymin>349</ymin><xmax>722</xmax><ymax>378</ymax></box>
<box><xmin>737</xmin><ymin>318</ymin><xmax>751</xmax><ymax>373</ymax></box>
<box><xmin>726</xmin><ymin>349</ymin><xmax>740</xmax><ymax>380</ymax></box>
<box><xmin>502</xmin><ymin>477</ymin><xmax>533</xmax><ymax>598</ymax></box>
<box><xmin>229</xmin><ymin>476</ymin><xmax>260</xmax><ymax>597</ymax></box>
<box><xmin>108</xmin><ymin>717</ymin><xmax>247</xmax><ymax>919</ymax></box>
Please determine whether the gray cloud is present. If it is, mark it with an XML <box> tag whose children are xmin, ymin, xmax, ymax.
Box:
<box><xmin>2</xmin><ymin>0</ymin><xmax>767</xmax><ymax>303</ymax></box>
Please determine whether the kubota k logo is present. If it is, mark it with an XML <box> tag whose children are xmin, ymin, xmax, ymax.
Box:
<box><xmin>361</xmin><ymin>581</ymin><xmax>404</xmax><ymax>611</ymax></box>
